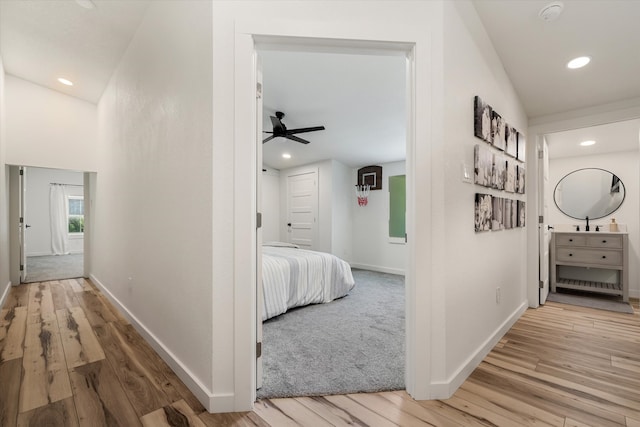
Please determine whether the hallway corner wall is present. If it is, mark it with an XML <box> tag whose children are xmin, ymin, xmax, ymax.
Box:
<box><xmin>0</xmin><ymin>55</ymin><xmax>11</xmax><ymax>304</ymax></box>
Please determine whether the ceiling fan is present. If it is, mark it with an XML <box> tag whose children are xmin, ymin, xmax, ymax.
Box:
<box><xmin>263</xmin><ymin>111</ymin><xmax>325</xmax><ymax>144</ymax></box>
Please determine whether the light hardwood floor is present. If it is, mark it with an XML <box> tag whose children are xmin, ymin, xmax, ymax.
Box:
<box><xmin>0</xmin><ymin>280</ymin><xmax>638</xmax><ymax>426</ymax></box>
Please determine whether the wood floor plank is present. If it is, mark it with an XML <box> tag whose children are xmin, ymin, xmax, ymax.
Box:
<box><xmin>140</xmin><ymin>399</ymin><xmax>207</xmax><ymax>427</ymax></box>
<box><xmin>347</xmin><ymin>392</ymin><xmax>432</xmax><ymax>426</ymax></box>
<box><xmin>70</xmin><ymin>360</ymin><xmax>142</xmax><ymax>427</ymax></box>
<box><xmin>93</xmin><ymin>322</ymin><xmax>172</xmax><ymax>417</ymax></box>
<box><xmin>265</xmin><ymin>398</ymin><xmax>333</xmax><ymax>426</ymax></box>
<box><xmin>611</xmin><ymin>355</ymin><xmax>640</xmax><ymax>373</ymax></box>
<box><xmin>626</xmin><ymin>417</ymin><xmax>640</xmax><ymax>427</ymax></box>
<box><xmin>49</xmin><ymin>280</ymin><xmax>79</xmax><ymax>311</ymax></box>
<box><xmin>252</xmin><ymin>400</ymin><xmax>308</xmax><ymax>427</ymax></box>
<box><xmin>74</xmin><ymin>290</ymin><xmax>117</xmax><ymax>327</ymax></box>
<box><xmin>19</xmin><ymin>319</ymin><xmax>73</xmax><ymax>413</ymax></box>
<box><xmin>414</xmin><ymin>399</ymin><xmax>492</xmax><ymax>427</ymax></box>
<box><xmin>16</xmin><ymin>396</ymin><xmax>79</xmax><ymax>427</ymax></box>
<box><xmin>110</xmin><ymin>321</ymin><xmax>205</xmax><ymax>413</ymax></box>
<box><xmin>0</xmin><ymin>359</ymin><xmax>23</xmax><ymax>427</ymax></box>
<box><xmin>295</xmin><ymin>396</ymin><xmax>369</xmax><ymax>426</ymax></box>
<box><xmin>63</xmin><ymin>278</ymin><xmax>85</xmax><ymax>293</ymax></box>
<box><xmin>3</xmin><ymin>284</ymin><xmax>29</xmax><ymax>310</ymax></box>
<box><xmin>26</xmin><ymin>282</ymin><xmax>55</xmax><ymax>324</ymax></box>
<box><xmin>199</xmin><ymin>410</ymin><xmax>269</xmax><ymax>427</ymax></box>
<box><xmin>323</xmin><ymin>394</ymin><xmax>399</xmax><ymax>427</ymax></box>
<box><xmin>379</xmin><ymin>391</ymin><xmax>464</xmax><ymax>427</ymax></box>
<box><xmin>0</xmin><ymin>306</ymin><xmax>28</xmax><ymax>362</ymax></box>
<box><xmin>459</xmin><ymin>381</ymin><xmax>564</xmax><ymax>426</ymax></box>
<box><xmin>56</xmin><ymin>307</ymin><xmax>105</xmax><ymax>368</ymax></box>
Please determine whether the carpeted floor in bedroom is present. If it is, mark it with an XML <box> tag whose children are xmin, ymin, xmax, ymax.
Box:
<box><xmin>258</xmin><ymin>268</ymin><xmax>405</xmax><ymax>399</ymax></box>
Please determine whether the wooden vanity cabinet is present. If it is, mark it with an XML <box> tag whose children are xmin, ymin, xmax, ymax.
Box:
<box><xmin>550</xmin><ymin>232</ymin><xmax>628</xmax><ymax>302</ymax></box>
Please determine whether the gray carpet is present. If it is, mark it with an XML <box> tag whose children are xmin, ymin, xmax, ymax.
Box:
<box><xmin>258</xmin><ymin>269</ymin><xmax>405</xmax><ymax>399</ymax></box>
<box><xmin>26</xmin><ymin>254</ymin><xmax>84</xmax><ymax>283</ymax></box>
<box><xmin>547</xmin><ymin>290</ymin><xmax>634</xmax><ymax>314</ymax></box>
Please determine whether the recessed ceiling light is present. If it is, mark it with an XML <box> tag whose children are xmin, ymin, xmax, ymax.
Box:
<box><xmin>538</xmin><ymin>2</ymin><xmax>564</xmax><ymax>22</ymax></box>
<box><xmin>580</xmin><ymin>140</ymin><xmax>596</xmax><ymax>146</ymax></box>
<box><xmin>57</xmin><ymin>78</ymin><xmax>74</xmax><ymax>86</ymax></box>
<box><xmin>75</xmin><ymin>0</ymin><xmax>96</xmax><ymax>9</ymax></box>
<box><xmin>282</xmin><ymin>153</ymin><xmax>291</xmax><ymax>159</ymax></box>
<box><xmin>567</xmin><ymin>56</ymin><xmax>591</xmax><ymax>69</ymax></box>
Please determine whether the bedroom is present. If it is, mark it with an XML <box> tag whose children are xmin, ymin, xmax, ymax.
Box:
<box><xmin>258</xmin><ymin>48</ymin><xmax>407</xmax><ymax>397</ymax></box>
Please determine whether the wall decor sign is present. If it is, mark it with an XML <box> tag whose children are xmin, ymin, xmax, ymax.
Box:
<box><xmin>504</xmin><ymin>161</ymin><xmax>517</xmax><ymax>193</ymax></box>
<box><xmin>492</xmin><ymin>154</ymin><xmax>506</xmax><ymax>190</ymax></box>
<box><xmin>505</xmin><ymin>126</ymin><xmax>517</xmax><ymax>158</ymax></box>
<box><xmin>491</xmin><ymin>111</ymin><xmax>506</xmax><ymax>151</ymax></box>
<box><xmin>517</xmin><ymin>132</ymin><xmax>526</xmax><ymax>162</ymax></box>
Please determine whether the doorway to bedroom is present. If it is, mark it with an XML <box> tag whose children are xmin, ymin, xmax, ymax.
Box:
<box><xmin>257</xmin><ymin>46</ymin><xmax>408</xmax><ymax>399</ymax></box>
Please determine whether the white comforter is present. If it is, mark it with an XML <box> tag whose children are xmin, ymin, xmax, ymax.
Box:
<box><xmin>262</xmin><ymin>244</ymin><xmax>355</xmax><ymax>320</ymax></box>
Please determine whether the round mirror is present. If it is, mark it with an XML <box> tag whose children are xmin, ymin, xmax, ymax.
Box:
<box><xmin>554</xmin><ymin>168</ymin><xmax>625</xmax><ymax>220</ymax></box>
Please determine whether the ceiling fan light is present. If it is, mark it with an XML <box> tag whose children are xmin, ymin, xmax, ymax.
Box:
<box><xmin>282</xmin><ymin>153</ymin><xmax>292</xmax><ymax>159</ymax></box>
<box><xmin>57</xmin><ymin>77</ymin><xmax>74</xmax><ymax>86</ymax></box>
<box><xmin>579</xmin><ymin>140</ymin><xmax>596</xmax><ymax>146</ymax></box>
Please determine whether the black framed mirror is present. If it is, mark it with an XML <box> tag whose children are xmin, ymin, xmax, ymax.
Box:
<box><xmin>553</xmin><ymin>168</ymin><xmax>625</xmax><ymax>220</ymax></box>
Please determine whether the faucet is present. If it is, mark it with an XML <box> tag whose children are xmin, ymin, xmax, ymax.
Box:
<box><xmin>585</xmin><ymin>216</ymin><xmax>590</xmax><ymax>231</ymax></box>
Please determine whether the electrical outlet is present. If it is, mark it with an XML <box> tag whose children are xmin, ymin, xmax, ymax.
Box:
<box><xmin>496</xmin><ymin>287</ymin><xmax>501</xmax><ymax>304</ymax></box>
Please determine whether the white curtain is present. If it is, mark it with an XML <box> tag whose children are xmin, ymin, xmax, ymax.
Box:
<box><xmin>50</xmin><ymin>184</ymin><xmax>69</xmax><ymax>255</ymax></box>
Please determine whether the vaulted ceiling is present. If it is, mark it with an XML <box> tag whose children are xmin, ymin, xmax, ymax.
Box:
<box><xmin>1</xmin><ymin>0</ymin><xmax>638</xmax><ymax>169</ymax></box>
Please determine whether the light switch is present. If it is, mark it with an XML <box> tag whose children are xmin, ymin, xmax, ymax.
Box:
<box><xmin>462</xmin><ymin>163</ymin><xmax>472</xmax><ymax>184</ymax></box>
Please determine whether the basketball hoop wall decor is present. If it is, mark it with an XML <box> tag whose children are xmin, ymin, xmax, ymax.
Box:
<box><xmin>355</xmin><ymin>165</ymin><xmax>382</xmax><ymax>207</ymax></box>
<box><xmin>355</xmin><ymin>184</ymin><xmax>370</xmax><ymax>206</ymax></box>
<box><xmin>357</xmin><ymin>165</ymin><xmax>382</xmax><ymax>190</ymax></box>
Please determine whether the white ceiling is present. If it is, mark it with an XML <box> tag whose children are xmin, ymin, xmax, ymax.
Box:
<box><xmin>261</xmin><ymin>50</ymin><xmax>406</xmax><ymax>170</ymax></box>
<box><xmin>1</xmin><ymin>1</ymin><xmax>639</xmax><ymax>169</ymax></box>
<box><xmin>473</xmin><ymin>0</ymin><xmax>640</xmax><ymax>119</ymax></box>
<box><xmin>0</xmin><ymin>0</ymin><xmax>148</xmax><ymax>104</ymax></box>
<box><xmin>545</xmin><ymin>118</ymin><xmax>640</xmax><ymax>160</ymax></box>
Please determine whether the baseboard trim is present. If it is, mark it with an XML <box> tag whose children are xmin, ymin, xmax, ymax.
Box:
<box><xmin>429</xmin><ymin>300</ymin><xmax>528</xmax><ymax>399</ymax></box>
<box><xmin>349</xmin><ymin>263</ymin><xmax>405</xmax><ymax>276</ymax></box>
<box><xmin>0</xmin><ymin>281</ymin><xmax>12</xmax><ymax>309</ymax></box>
<box><xmin>89</xmin><ymin>273</ymin><xmax>217</xmax><ymax>412</ymax></box>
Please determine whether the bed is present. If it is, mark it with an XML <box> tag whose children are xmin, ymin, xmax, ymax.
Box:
<box><xmin>261</xmin><ymin>242</ymin><xmax>355</xmax><ymax>320</ymax></box>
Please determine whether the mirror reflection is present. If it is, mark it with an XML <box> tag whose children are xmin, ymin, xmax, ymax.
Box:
<box><xmin>554</xmin><ymin>168</ymin><xmax>625</xmax><ymax>220</ymax></box>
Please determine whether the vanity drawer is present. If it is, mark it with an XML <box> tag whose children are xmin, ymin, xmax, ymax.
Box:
<box><xmin>556</xmin><ymin>248</ymin><xmax>622</xmax><ymax>266</ymax></box>
<box><xmin>586</xmin><ymin>235</ymin><xmax>622</xmax><ymax>249</ymax></box>
<box><xmin>555</xmin><ymin>234</ymin><xmax>587</xmax><ymax>247</ymax></box>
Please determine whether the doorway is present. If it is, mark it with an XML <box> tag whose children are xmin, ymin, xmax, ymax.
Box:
<box><xmin>528</xmin><ymin>116</ymin><xmax>640</xmax><ymax>307</ymax></box>
<box><xmin>13</xmin><ymin>166</ymin><xmax>88</xmax><ymax>283</ymax></box>
<box><xmin>256</xmin><ymin>44</ymin><xmax>410</xmax><ymax>398</ymax></box>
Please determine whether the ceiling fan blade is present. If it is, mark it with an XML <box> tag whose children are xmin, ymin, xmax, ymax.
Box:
<box><xmin>270</xmin><ymin>116</ymin><xmax>285</xmax><ymax>133</ymax></box>
<box><xmin>286</xmin><ymin>126</ymin><xmax>325</xmax><ymax>135</ymax></box>
<box><xmin>286</xmin><ymin>134</ymin><xmax>311</xmax><ymax>144</ymax></box>
<box><xmin>262</xmin><ymin>135</ymin><xmax>276</xmax><ymax>144</ymax></box>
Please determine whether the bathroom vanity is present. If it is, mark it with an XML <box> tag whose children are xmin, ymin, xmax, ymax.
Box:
<box><xmin>550</xmin><ymin>231</ymin><xmax>629</xmax><ymax>302</ymax></box>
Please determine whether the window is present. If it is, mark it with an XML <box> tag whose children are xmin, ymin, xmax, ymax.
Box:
<box><xmin>68</xmin><ymin>196</ymin><xmax>84</xmax><ymax>234</ymax></box>
<box><xmin>389</xmin><ymin>175</ymin><xmax>406</xmax><ymax>241</ymax></box>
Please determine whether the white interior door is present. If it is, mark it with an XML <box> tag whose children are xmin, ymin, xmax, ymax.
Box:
<box><xmin>19</xmin><ymin>167</ymin><xmax>27</xmax><ymax>283</ymax></box>
<box><xmin>255</xmin><ymin>57</ymin><xmax>264</xmax><ymax>390</ymax></box>
<box><xmin>286</xmin><ymin>170</ymin><xmax>318</xmax><ymax>249</ymax></box>
<box><xmin>539</xmin><ymin>137</ymin><xmax>551</xmax><ymax>304</ymax></box>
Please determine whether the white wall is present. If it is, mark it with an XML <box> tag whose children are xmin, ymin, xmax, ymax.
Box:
<box><xmin>261</xmin><ymin>168</ymin><xmax>281</xmax><ymax>243</ymax></box>
<box><xmin>331</xmin><ymin>160</ymin><xmax>353</xmax><ymax>262</ymax></box>
<box><xmin>0</xmin><ymin>56</ymin><xmax>11</xmax><ymax>304</ymax></box>
<box><xmin>351</xmin><ymin>161</ymin><xmax>406</xmax><ymax>274</ymax></box>
<box><xmin>92</xmin><ymin>0</ymin><xmax>213</xmax><ymax>409</ymax></box>
<box><xmin>440</xmin><ymin>1</ymin><xmax>528</xmax><ymax>387</ymax></box>
<box><xmin>5</xmin><ymin>75</ymin><xmax>97</xmax><ymax>172</ymax></box>
<box><xmin>548</xmin><ymin>151</ymin><xmax>640</xmax><ymax>298</ymax></box>
<box><xmin>24</xmin><ymin>167</ymin><xmax>84</xmax><ymax>256</ymax></box>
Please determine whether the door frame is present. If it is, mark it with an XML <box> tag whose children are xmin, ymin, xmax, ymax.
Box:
<box><xmin>232</xmin><ymin>20</ymin><xmax>431</xmax><ymax>409</ymax></box>
<box><xmin>526</xmin><ymin>103</ymin><xmax>640</xmax><ymax>308</ymax></box>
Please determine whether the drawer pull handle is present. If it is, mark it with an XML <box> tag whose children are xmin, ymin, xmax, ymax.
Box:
<box><xmin>602</xmin><ymin>256</ymin><xmax>606</xmax><ymax>259</ymax></box>
<box><xmin>569</xmin><ymin>239</ymin><xmax>573</xmax><ymax>242</ymax></box>
<box><xmin>602</xmin><ymin>240</ymin><xmax>607</xmax><ymax>243</ymax></box>
<box><xmin>569</xmin><ymin>253</ymin><xmax>573</xmax><ymax>257</ymax></box>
